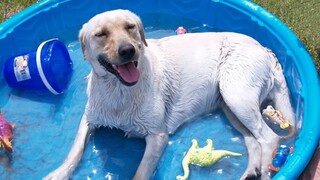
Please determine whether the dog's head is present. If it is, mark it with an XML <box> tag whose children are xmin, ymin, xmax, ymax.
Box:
<box><xmin>79</xmin><ymin>9</ymin><xmax>148</xmax><ymax>86</ymax></box>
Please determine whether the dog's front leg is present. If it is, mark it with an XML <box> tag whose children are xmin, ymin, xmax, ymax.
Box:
<box><xmin>134</xmin><ymin>132</ymin><xmax>169</xmax><ymax>180</ymax></box>
<box><xmin>43</xmin><ymin>113</ymin><xmax>92</xmax><ymax>180</ymax></box>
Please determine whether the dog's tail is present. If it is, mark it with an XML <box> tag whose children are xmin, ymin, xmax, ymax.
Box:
<box><xmin>269</xmin><ymin>50</ymin><xmax>296</xmax><ymax>139</ymax></box>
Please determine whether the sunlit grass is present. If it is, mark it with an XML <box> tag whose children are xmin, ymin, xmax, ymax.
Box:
<box><xmin>253</xmin><ymin>0</ymin><xmax>320</xmax><ymax>72</ymax></box>
<box><xmin>0</xmin><ymin>0</ymin><xmax>38</xmax><ymax>22</ymax></box>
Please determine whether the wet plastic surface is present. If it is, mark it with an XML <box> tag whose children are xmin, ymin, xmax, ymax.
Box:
<box><xmin>0</xmin><ymin>0</ymin><xmax>319</xmax><ymax>179</ymax></box>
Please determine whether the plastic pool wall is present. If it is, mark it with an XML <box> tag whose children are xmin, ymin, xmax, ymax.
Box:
<box><xmin>0</xmin><ymin>0</ymin><xmax>319</xmax><ymax>179</ymax></box>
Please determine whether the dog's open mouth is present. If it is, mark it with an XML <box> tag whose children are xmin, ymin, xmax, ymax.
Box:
<box><xmin>98</xmin><ymin>55</ymin><xmax>140</xmax><ymax>86</ymax></box>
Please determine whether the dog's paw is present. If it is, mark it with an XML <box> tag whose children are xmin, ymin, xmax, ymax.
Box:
<box><xmin>240</xmin><ymin>168</ymin><xmax>261</xmax><ymax>180</ymax></box>
<box><xmin>43</xmin><ymin>169</ymin><xmax>71</xmax><ymax>180</ymax></box>
<box><xmin>176</xmin><ymin>175</ymin><xmax>187</xmax><ymax>180</ymax></box>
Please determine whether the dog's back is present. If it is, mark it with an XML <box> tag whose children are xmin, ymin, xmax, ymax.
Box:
<box><xmin>146</xmin><ymin>32</ymin><xmax>294</xmax><ymax>134</ymax></box>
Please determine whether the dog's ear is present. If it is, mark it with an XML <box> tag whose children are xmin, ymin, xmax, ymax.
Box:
<box><xmin>133</xmin><ymin>14</ymin><xmax>148</xmax><ymax>47</ymax></box>
<box><xmin>138</xmin><ymin>22</ymin><xmax>148</xmax><ymax>47</ymax></box>
<box><xmin>79</xmin><ymin>23</ymin><xmax>88</xmax><ymax>60</ymax></box>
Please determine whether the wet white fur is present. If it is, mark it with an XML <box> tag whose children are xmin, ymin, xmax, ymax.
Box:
<box><xmin>44</xmin><ymin>10</ymin><xmax>295</xmax><ymax>180</ymax></box>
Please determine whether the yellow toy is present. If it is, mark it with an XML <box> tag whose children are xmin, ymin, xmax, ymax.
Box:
<box><xmin>176</xmin><ymin>139</ymin><xmax>242</xmax><ymax>180</ymax></box>
<box><xmin>262</xmin><ymin>105</ymin><xmax>290</xmax><ymax>129</ymax></box>
<box><xmin>262</xmin><ymin>105</ymin><xmax>295</xmax><ymax>138</ymax></box>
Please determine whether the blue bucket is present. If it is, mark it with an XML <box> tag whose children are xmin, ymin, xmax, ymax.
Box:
<box><xmin>3</xmin><ymin>39</ymin><xmax>73</xmax><ymax>95</ymax></box>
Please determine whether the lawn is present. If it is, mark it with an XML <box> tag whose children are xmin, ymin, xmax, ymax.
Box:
<box><xmin>0</xmin><ymin>0</ymin><xmax>38</xmax><ymax>22</ymax></box>
<box><xmin>1</xmin><ymin>0</ymin><xmax>319</xmax><ymax>71</ymax></box>
<box><xmin>253</xmin><ymin>0</ymin><xmax>320</xmax><ymax>72</ymax></box>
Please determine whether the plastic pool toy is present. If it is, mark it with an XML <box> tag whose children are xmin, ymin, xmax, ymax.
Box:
<box><xmin>263</xmin><ymin>105</ymin><xmax>290</xmax><ymax>129</ymax></box>
<box><xmin>0</xmin><ymin>0</ymin><xmax>319</xmax><ymax>179</ymax></box>
<box><xmin>0</xmin><ymin>112</ymin><xmax>14</xmax><ymax>153</ymax></box>
<box><xmin>263</xmin><ymin>105</ymin><xmax>295</xmax><ymax>138</ymax></box>
<box><xmin>176</xmin><ymin>139</ymin><xmax>241</xmax><ymax>180</ymax></box>
<box><xmin>176</xmin><ymin>26</ymin><xmax>187</xmax><ymax>35</ymax></box>
<box><xmin>269</xmin><ymin>145</ymin><xmax>294</xmax><ymax>172</ymax></box>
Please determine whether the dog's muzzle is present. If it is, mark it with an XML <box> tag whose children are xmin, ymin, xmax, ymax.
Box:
<box><xmin>97</xmin><ymin>50</ymin><xmax>140</xmax><ymax>86</ymax></box>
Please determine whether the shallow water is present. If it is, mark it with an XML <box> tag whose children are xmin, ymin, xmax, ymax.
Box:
<box><xmin>0</xmin><ymin>23</ymin><xmax>296</xmax><ymax>179</ymax></box>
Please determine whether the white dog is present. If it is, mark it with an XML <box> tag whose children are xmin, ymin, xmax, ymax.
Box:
<box><xmin>44</xmin><ymin>9</ymin><xmax>295</xmax><ymax>180</ymax></box>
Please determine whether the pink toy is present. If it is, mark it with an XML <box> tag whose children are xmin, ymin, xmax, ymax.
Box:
<box><xmin>0</xmin><ymin>112</ymin><xmax>14</xmax><ymax>153</ymax></box>
<box><xmin>176</xmin><ymin>26</ymin><xmax>187</xmax><ymax>35</ymax></box>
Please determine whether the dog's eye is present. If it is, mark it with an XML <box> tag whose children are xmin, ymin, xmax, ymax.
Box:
<box><xmin>126</xmin><ymin>24</ymin><xmax>135</xmax><ymax>30</ymax></box>
<box><xmin>95</xmin><ymin>31</ymin><xmax>108</xmax><ymax>38</ymax></box>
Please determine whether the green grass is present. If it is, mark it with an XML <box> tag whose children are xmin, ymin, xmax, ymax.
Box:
<box><xmin>253</xmin><ymin>0</ymin><xmax>320</xmax><ymax>72</ymax></box>
<box><xmin>1</xmin><ymin>0</ymin><xmax>319</xmax><ymax>72</ymax></box>
<box><xmin>0</xmin><ymin>0</ymin><xmax>38</xmax><ymax>22</ymax></box>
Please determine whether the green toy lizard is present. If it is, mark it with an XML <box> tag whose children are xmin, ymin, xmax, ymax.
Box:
<box><xmin>176</xmin><ymin>139</ymin><xmax>242</xmax><ymax>180</ymax></box>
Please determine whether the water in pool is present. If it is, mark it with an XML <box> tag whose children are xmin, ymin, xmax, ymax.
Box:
<box><xmin>0</xmin><ymin>19</ymin><xmax>296</xmax><ymax>179</ymax></box>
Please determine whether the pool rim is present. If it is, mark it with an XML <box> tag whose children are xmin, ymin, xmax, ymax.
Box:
<box><xmin>0</xmin><ymin>0</ymin><xmax>319</xmax><ymax>179</ymax></box>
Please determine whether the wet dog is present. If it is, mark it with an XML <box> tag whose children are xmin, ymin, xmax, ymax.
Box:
<box><xmin>44</xmin><ymin>9</ymin><xmax>295</xmax><ymax>180</ymax></box>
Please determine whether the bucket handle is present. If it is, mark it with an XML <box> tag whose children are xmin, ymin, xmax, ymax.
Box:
<box><xmin>36</xmin><ymin>38</ymin><xmax>60</xmax><ymax>95</ymax></box>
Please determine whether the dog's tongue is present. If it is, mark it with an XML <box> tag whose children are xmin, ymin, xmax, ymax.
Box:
<box><xmin>115</xmin><ymin>62</ymin><xmax>140</xmax><ymax>83</ymax></box>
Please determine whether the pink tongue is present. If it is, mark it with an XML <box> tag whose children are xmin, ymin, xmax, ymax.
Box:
<box><xmin>116</xmin><ymin>62</ymin><xmax>140</xmax><ymax>83</ymax></box>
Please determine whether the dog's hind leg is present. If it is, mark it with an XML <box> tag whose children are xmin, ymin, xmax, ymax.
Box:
<box><xmin>43</xmin><ymin>113</ymin><xmax>92</xmax><ymax>180</ymax></box>
<box><xmin>220</xmin><ymin>85</ymin><xmax>279</xmax><ymax>180</ymax></box>
<box><xmin>270</xmin><ymin>60</ymin><xmax>296</xmax><ymax>138</ymax></box>
<box><xmin>222</xmin><ymin>104</ymin><xmax>262</xmax><ymax>179</ymax></box>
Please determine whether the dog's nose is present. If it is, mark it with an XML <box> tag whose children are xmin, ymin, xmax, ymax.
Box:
<box><xmin>118</xmin><ymin>44</ymin><xmax>136</xmax><ymax>61</ymax></box>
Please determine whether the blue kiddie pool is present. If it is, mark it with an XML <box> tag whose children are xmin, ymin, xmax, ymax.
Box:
<box><xmin>0</xmin><ymin>0</ymin><xmax>319</xmax><ymax>179</ymax></box>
